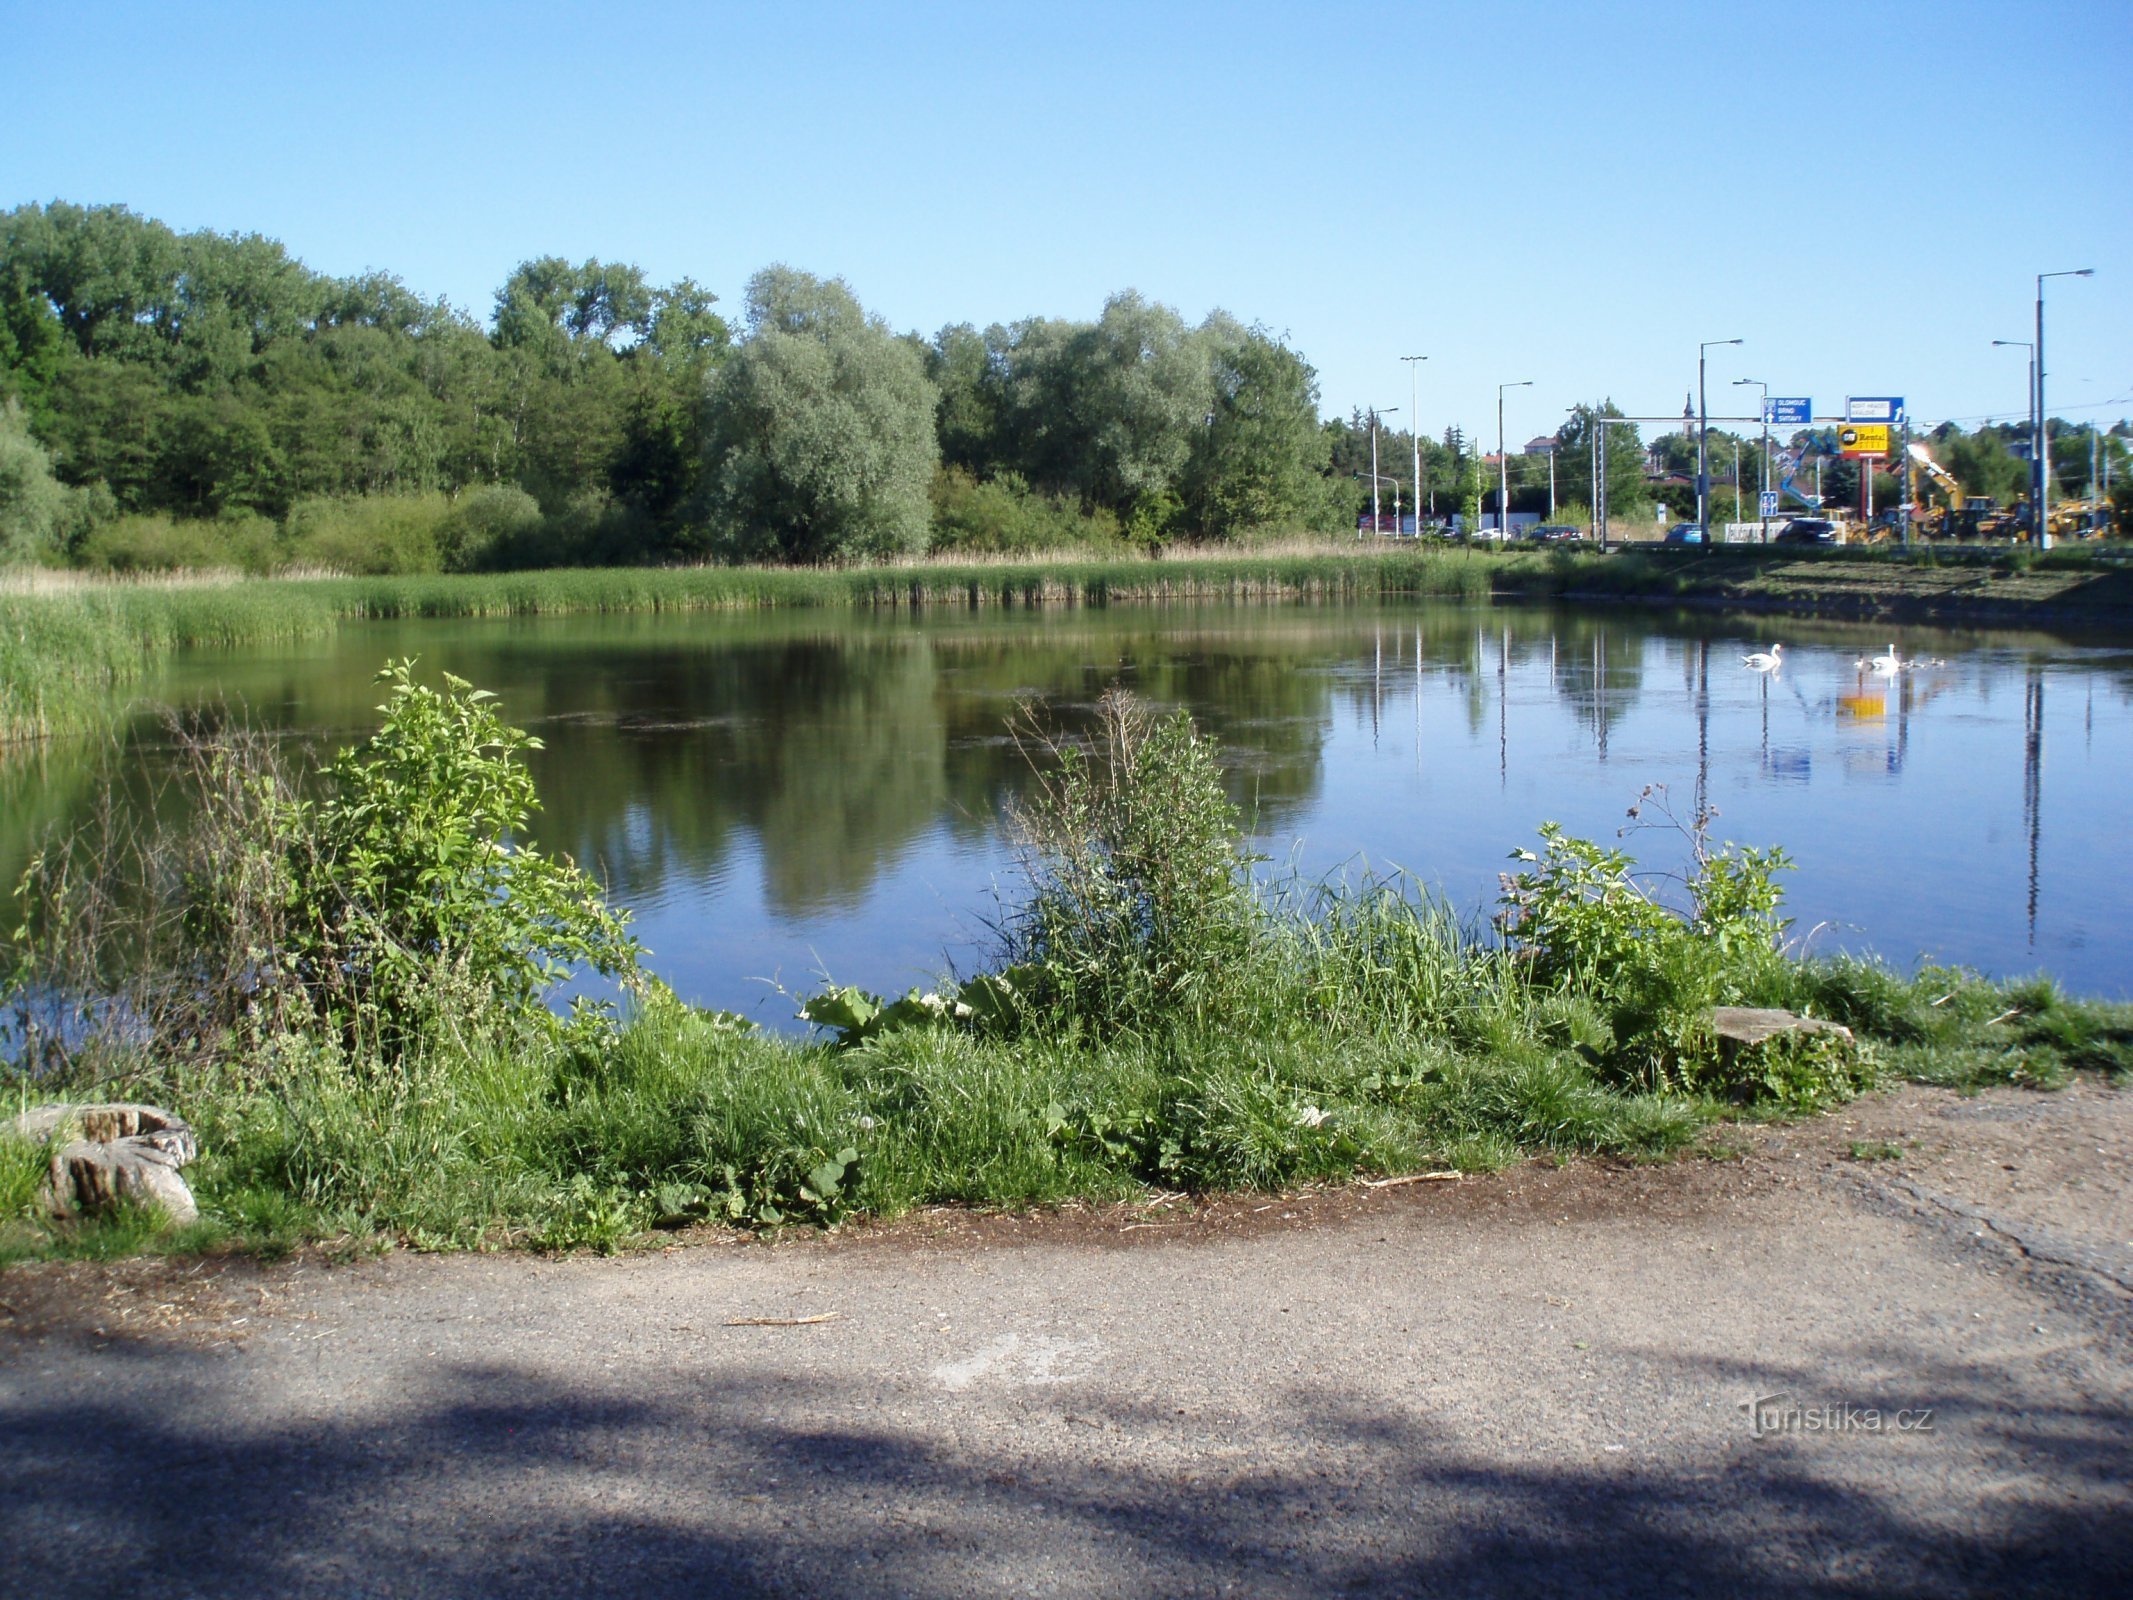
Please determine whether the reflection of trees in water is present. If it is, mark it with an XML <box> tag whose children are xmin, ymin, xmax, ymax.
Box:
<box><xmin>526</xmin><ymin>634</ymin><xmax>952</xmax><ymax>914</ymax></box>
<box><xmin>521</xmin><ymin>615</ymin><xmax>1346</xmax><ymax>916</ymax></box>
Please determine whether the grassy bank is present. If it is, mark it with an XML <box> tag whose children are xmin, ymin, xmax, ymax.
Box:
<box><xmin>8</xmin><ymin>543</ymin><xmax>2131</xmax><ymax>744</ymax></box>
<box><xmin>3</xmin><ymin>671</ymin><xmax>2127</xmax><ymax>1264</ymax></box>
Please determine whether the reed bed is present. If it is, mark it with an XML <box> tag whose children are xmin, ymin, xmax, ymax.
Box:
<box><xmin>0</xmin><ymin>550</ymin><xmax>1569</xmax><ymax>744</ymax></box>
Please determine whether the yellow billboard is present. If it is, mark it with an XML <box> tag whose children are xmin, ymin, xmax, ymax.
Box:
<box><xmin>1838</xmin><ymin>423</ymin><xmax>1891</xmax><ymax>458</ymax></box>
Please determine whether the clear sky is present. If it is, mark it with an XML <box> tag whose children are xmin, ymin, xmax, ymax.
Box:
<box><xmin>7</xmin><ymin>0</ymin><xmax>2127</xmax><ymax>444</ymax></box>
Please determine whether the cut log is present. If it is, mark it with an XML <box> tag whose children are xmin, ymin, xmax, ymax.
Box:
<box><xmin>6</xmin><ymin>1102</ymin><xmax>199</xmax><ymax>1226</ymax></box>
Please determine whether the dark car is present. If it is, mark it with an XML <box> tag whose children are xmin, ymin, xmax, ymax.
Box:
<box><xmin>1663</xmin><ymin>522</ymin><xmax>1705</xmax><ymax>545</ymax></box>
<box><xmin>1526</xmin><ymin>524</ymin><xmax>1583</xmax><ymax>544</ymax></box>
<box><xmin>1773</xmin><ymin>518</ymin><xmax>1840</xmax><ymax>546</ymax></box>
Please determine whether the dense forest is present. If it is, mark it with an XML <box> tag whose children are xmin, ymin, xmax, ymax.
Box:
<box><xmin>1</xmin><ymin>202</ymin><xmax>2123</xmax><ymax>572</ymax></box>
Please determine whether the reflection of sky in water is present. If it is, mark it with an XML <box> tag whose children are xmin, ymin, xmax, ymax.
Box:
<box><xmin>32</xmin><ymin>606</ymin><xmax>2132</xmax><ymax>1026</ymax></box>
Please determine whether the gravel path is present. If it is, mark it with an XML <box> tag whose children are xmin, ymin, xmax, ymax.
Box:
<box><xmin>3</xmin><ymin>1082</ymin><xmax>2128</xmax><ymax>1597</ymax></box>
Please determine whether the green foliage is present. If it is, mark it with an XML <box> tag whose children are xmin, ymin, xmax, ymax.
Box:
<box><xmin>78</xmin><ymin>511</ymin><xmax>274</xmax><ymax>573</ymax></box>
<box><xmin>0</xmin><ymin>400</ymin><xmax>104</xmax><ymax>565</ymax></box>
<box><xmin>1497</xmin><ymin>794</ymin><xmax>1815</xmax><ymax>1097</ymax></box>
<box><xmin>284</xmin><ymin>494</ymin><xmax>450</xmax><ymax>574</ymax></box>
<box><xmin>296</xmin><ymin>661</ymin><xmax>643</xmax><ymax>1040</ymax></box>
<box><xmin>696</xmin><ymin>268</ymin><xmax>939</xmax><ymax>562</ymax></box>
<box><xmin>0</xmin><ymin>1124</ymin><xmax>44</xmax><ymax>1220</ymax></box>
<box><xmin>928</xmin><ymin>468</ymin><xmax>1122</xmax><ymax>554</ymax></box>
<box><xmin>6</xmin><ymin>661</ymin><xmax>640</xmax><ymax>1083</ymax></box>
<box><xmin>1003</xmin><ymin>689</ymin><xmax>1266</xmax><ymax>1033</ymax></box>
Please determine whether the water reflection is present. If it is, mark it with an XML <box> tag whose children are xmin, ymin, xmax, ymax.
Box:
<box><xmin>4</xmin><ymin>604</ymin><xmax>2128</xmax><ymax>1013</ymax></box>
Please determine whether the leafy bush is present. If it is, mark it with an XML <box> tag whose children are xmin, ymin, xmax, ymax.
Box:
<box><xmin>928</xmin><ymin>468</ymin><xmax>1122</xmax><ymax>555</ymax></box>
<box><xmin>437</xmin><ymin>484</ymin><xmax>546</xmax><ymax>573</ymax></box>
<box><xmin>78</xmin><ymin>512</ymin><xmax>276</xmax><ymax>574</ymax></box>
<box><xmin>6</xmin><ymin>660</ymin><xmax>641</xmax><ymax>1084</ymax></box>
<box><xmin>1001</xmin><ymin>689</ymin><xmax>1266</xmax><ymax>1034</ymax></box>
<box><xmin>284</xmin><ymin>493</ymin><xmax>451</xmax><ymax>574</ymax></box>
<box><xmin>1497</xmin><ymin>792</ymin><xmax>1802</xmax><ymax>1092</ymax></box>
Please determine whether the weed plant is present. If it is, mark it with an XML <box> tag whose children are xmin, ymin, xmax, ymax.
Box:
<box><xmin>2</xmin><ymin>671</ymin><xmax>2126</xmax><ymax>1264</ymax></box>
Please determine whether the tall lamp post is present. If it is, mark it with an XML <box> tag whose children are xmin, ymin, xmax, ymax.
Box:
<box><xmin>1365</xmin><ymin>406</ymin><xmax>1401</xmax><ymax>537</ymax></box>
<box><xmin>2036</xmin><ymin>268</ymin><xmax>2094</xmax><ymax>546</ymax></box>
<box><xmin>1497</xmin><ymin>381</ymin><xmax>1532</xmax><ymax>537</ymax></box>
<box><xmin>1734</xmin><ymin>378</ymin><xmax>1768</xmax><ymax>542</ymax></box>
<box><xmin>1401</xmin><ymin>355</ymin><xmax>1428</xmax><ymax>532</ymax></box>
<box><xmin>1698</xmin><ymin>339</ymin><xmax>1742</xmax><ymax>538</ymax></box>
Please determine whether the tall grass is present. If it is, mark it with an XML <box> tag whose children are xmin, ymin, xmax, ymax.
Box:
<box><xmin>0</xmin><ymin>549</ymin><xmax>1522</xmax><ymax>744</ymax></box>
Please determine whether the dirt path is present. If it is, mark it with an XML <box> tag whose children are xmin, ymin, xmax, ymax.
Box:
<box><xmin>3</xmin><ymin>1081</ymin><xmax>2128</xmax><ymax>1598</ymax></box>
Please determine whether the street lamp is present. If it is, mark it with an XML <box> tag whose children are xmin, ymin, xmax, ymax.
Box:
<box><xmin>1401</xmin><ymin>356</ymin><xmax>1428</xmax><ymax>531</ymax></box>
<box><xmin>1734</xmin><ymin>378</ymin><xmax>1769</xmax><ymax>542</ymax></box>
<box><xmin>1366</xmin><ymin>406</ymin><xmax>1401</xmax><ymax>537</ymax></box>
<box><xmin>1699</xmin><ymin>339</ymin><xmax>1742</xmax><ymax>537</ymax></box>
<box><xmin>2036</xmin><ymin>269</ymin><xmax>2093</xmax><ymax>545</ymax></box>
<box><xmin>1497</xmin><ymin>381</ymin><xmax>1532</xmax><ymax>537</ymax></box>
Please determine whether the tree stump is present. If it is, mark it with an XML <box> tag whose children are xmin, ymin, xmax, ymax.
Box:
<box><xmin>6</xmin><ymin>1103</ymin><xmax>200</xmax><ymax>1226</ymax></box>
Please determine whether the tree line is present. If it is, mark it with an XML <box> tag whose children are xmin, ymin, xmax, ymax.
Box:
<box><xmin>0</xmin><ymin>202</ymin><xmax>1356</xmax><ymax>570</ymax></box>
<box><xmin>6</xmin><ymin>203</ymin><xmax>2121</xmax><ymax>570</ymax></box>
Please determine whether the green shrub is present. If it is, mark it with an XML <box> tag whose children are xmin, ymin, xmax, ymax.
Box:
<box><xmin>1001</xmin><ymin>689</ymin><xmax>1267</xmax><ymax>1034</ymax></box>
<box><xmin>1497</xmin><ymin>794</ymin><xmax>1798</xmax><ymax>1092</ymax></box>
<box><xmin>928</xmin><ymin>468</ymin><xmax>1122</xmax><ymax>555</ymax></box>
<box><xmin>78</xmin><ymin>512</ymin><xmax>276</xmax><ymax>574</ymax></box>
<box><xmin>284</xmin><ymin>493</ymin><xmax>451</xmax><ymax>574</ymax></box>
<box><xmin>6</xmin><ymin>660</ymin><xmax>641</xmax><ymax>1084</ymax></box>
<box><xmin>437</xmin><ymin>484</ymin><xmax>545</xmax><ymax>572</ymax></box>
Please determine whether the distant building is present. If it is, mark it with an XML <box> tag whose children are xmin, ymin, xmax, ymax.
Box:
<box><xmin>1522</xmin><ymin>435</ymin><xmax>1558</xmax><ymax>456</ymax></box>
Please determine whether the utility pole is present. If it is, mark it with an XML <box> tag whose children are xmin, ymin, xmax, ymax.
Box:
<box><xmin>2036</xmin><ymin>268</ymin><xmax>2095</xmax><ymax>547</ymax></box>
<box><xmin>1402</xmin><ymin>356</ymin><xmax>1427</xmax><ymax>534</ymax></box>
<box><xmin>1367</xmin><ymin>407</ymin><xmax>1401</xmax><ymax>537</ymax></box>
<box><xmin>1900</xmin><ymin>411</ymin><xmax>1913</xmax><ymax>546</ymax></box>
<box><xmin>1736</xmin><ymin>379</ymin><xmax>1768</xmax><ymax>542</ymax></box>
<box><xmin>1497</xmin><ymin>381</ymin><xmax>1532</xmax><ymax>537</ymax></box>
<box><xmin>1698</xmin><ymin>339</ymin><xmax>1742</xmax><ymax>539</ymax></box>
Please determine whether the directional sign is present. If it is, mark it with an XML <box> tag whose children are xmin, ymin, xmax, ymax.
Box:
<box><xmin>1845</xmin><ymin>396</ymin><xmax>1905</xmax><ymax>423</ymax></box>
<box><xmin>1838</xmin><ymin>423</ymin><xmax>1891</xmax><ymax>458</ymax></box>
<box><xmin>1760</xmin><ymin>490</ymin><xmax>1780</xmax><ymax>517</ymax></box>
<box><xmin>1766</xmin><ymin>397</ymin><xmax>1813</xmax><ymax>426</ymax></box>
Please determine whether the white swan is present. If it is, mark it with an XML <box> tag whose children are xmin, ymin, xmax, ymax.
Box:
<box><xmin>1863</xmin><ymin>643</ymin><xmax>1902</xmax><ymax>675</ymax></box>
<box><xmin>1742</xmin><ymin>643</ymin><xmax>1783</xmax><ymax>672</ymax></box>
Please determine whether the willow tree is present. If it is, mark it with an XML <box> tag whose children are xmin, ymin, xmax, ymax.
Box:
<box><xmin>695</xmin><ymin>267</ymin><xmax>936</xmax><ymax>562</ymax></box>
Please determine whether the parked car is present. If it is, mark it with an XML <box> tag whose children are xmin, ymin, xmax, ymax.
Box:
<box><xmin>1663</xmin><ymin>522</ymin><xmax>1705</xmax><ymax>545</ymax></box>
<box><xmin>1526</xmin><ymin>524</ymin><xmax>1583</xmax><ymax>544</ymax></box>
<box><xmin>1773</xmin><ymin>518</ymin><xmax>1839</xmax><ymax>546</ymax></box>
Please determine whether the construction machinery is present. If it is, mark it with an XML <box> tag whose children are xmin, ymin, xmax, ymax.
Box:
<box><xmin>1905</xmin><ymin>442</ymin><xmax>2023</xmax><ymax>540</ymax></box>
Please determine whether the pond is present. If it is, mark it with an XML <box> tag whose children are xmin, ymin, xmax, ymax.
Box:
<box><xmin>5</xmin><ymin>600</ymin><xmax>2129</xmax><ymax>1023</ymax></box>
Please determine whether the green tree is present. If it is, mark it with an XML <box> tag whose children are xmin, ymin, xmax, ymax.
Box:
<box><xmin>0</xmin><ymin>400</ymin><xmax>79</xmax><ymax>562</ymax></box>
<box><xmin>1181</xmin><ymin>319</ymin><xmax>1330</xmax><ymax>536</ymax></box>
<box><xmin>1558</xmin><ymin>402</ymin><xmax>1648</xmax><ymax>524</ymax></box>
<box><xmin>695</xmin><ymin>267</ymin><xmax>937</xmax><ymax>562</ymax></box>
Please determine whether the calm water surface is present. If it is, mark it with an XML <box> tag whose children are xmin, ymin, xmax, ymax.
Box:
<box><xmin>7</xmin><ymin>602</ymin><xmax>2128</xmax><ymax>1022</ymax></box>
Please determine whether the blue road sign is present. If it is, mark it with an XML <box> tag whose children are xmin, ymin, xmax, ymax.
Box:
<box><xmin>1760</xmin><ymin>490</ymin><xmax>1780</xmax><ymax>517</ymax></box>
<box><xmin>1846</xmin><ymin>396</ymin><xmax>1905</xmax><ymax>422</ymax></box>
<box><xmin>1767</xmin><ymin>397</ymin><xmax>1812</xmax><ymax>426</ymax></box>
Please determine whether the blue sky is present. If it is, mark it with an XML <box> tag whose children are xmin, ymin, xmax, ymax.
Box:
<box><xmin>7</xmin><ymin>0</ymin><xmax>2127</xmax><ymax>443</ymax></box>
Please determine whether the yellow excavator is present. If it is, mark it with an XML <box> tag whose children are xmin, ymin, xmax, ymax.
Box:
<box><xmin>1905</xmin><ymin>443</ymin><xmax>2020</xmax><ymax>540</ymax></box>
